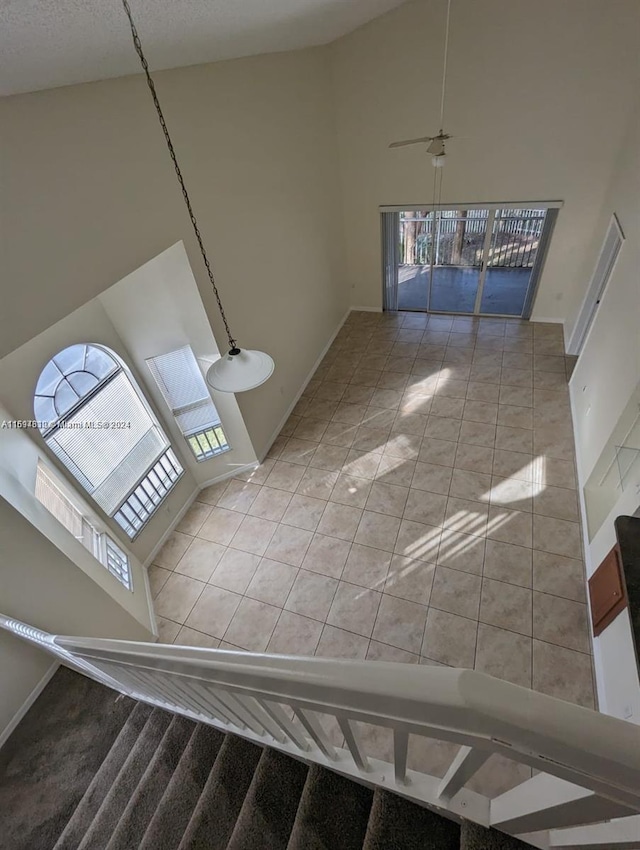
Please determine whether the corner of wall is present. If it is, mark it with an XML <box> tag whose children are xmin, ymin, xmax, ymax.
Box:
<box><xmin>256</xmin><ymin>306</ymin><xmax>353</xmax><ymax>462</ymax></box>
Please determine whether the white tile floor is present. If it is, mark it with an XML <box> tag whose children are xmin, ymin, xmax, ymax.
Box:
<box><xmin>149</xmin><ymin>310</ymin><xmax>595</xmax><ymax>715</ymax></box>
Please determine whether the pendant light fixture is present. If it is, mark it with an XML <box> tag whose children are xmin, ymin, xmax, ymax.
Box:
<box><xmin>121</xmin><ymin>0</ymin><xmax>274</xmax><ymax>393</ymax></box>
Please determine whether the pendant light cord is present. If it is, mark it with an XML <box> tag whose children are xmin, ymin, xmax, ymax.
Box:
<box><xmin>120</xmin><ymin>0</ymin><xmax>237</xmax><ymax>352</ymax></box>
<box><xmin>438</xmin><ymin>0</ymin><xmax>452</xmax><ymax>133</ymax></box>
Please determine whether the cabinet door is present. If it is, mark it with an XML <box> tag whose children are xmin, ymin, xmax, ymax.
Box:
<box><xmin>588</xmin><ymin>545</ymin><xmax>627</xmax><ymax>636</ymax></box>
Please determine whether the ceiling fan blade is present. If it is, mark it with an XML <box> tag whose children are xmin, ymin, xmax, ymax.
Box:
<box><xmin>389</xmin><ymin>136</ymin><xmax>434</xmax><ymax>148</ymax></box>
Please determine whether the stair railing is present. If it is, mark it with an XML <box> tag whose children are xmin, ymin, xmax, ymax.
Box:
<box><xmin>2</xmin><ymin>612</ymin><xmax>640</xmax><ymax>849</ymax></box>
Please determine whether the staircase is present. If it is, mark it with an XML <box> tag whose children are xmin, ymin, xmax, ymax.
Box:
<box><xmin>0</xmin><ymin>668</ymin><xmax>529</xmax><ymax>850</ymax></box>
<box><xmin>1</xmin><ymin>613</ymin><xmax>640</xmax><ymax>850</ymax></box>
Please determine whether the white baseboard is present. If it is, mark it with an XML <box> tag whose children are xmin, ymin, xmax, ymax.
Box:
<box><xmin>140</xmin><ymin>555</ymin><xmax>159</xmax><ymax>637</ymax></box>
<box><xmin>0</xmin><ymin>661</ymin><xmax>59</xmax><ymax>750</ymax></box>
<box><xmin>198</xmin><ymin>462</ymin><xmax>260</xmax><ymax>491</ymax></box>
<box><xmin>350</xmin><ymin>305</ymin><xmax>383</xmax><ymax>313</ymax></box>
<box><xmin>530</xmin><ymin>317</ymin><xmax>568</xmax><ymax>350</ymax></box>
<box><xmin>258</xmin><ymin>307</ymin><xmax>353</xmax><ymax>462</ymax></box>
<box><xmin>529</xmin><ymin>316</ymin><xmax>566</xmax><ymax>325</ymax></box>
<box><xmin>143</xmin><ymin>485</ymin><xmax>200</xmax><ymax>568</ymax></box>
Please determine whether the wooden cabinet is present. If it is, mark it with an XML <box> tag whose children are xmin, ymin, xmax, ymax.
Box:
<box><xmin>588</xmin><ymin>545</ymin><xmax>627</xmax><ymax>637</ymax></box>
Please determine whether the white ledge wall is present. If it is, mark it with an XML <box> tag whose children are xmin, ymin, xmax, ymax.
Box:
<box><xmin>0</xmin><ymin>486</ymin><xmax>155</xmax><ymax>742</ymax></box>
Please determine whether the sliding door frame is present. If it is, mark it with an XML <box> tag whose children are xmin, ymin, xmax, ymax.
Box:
<box><xmin>472</xmin><ymin>208</ymin><xmax>497</xmax><ymax>314</ymax></box>
<box><xmin>381</xmin><ymin>200</ymin><xmax>563</xmax><ymax>319</ymax></box>
<box><xmin>521</xmin><ymin>207</ymin><xmax>559</xmax><ymax>319</ymax></box>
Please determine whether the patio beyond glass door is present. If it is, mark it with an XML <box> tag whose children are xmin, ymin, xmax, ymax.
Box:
<box><xmin>396</xmin><ymin>211</ymin><xmax>434</xmax><ymax>311</ymax></box>
<box><xmin>393</xmin><ymin>205</ymin><xmax>555</xmax><ymax>317</ymax></box>
<box><xmin>428</xmin><ymin>209</ymin><xmax>488</xmax><ymax>313</ymax></box>
<box><xmin>479</xmin><ymin>208</ymin><xmax>547</xmax><ymax>315</ymax></box>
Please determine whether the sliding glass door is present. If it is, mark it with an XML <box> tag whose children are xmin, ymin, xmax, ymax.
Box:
<box><xmin>387</xmin><ymin>204</ymin><xmax>557</xmax><ymax>318</ymax></box>
<box><xmin>479</xmin><ymin>208</ymin><xmax>548</xmax><ymax>315</ymax></box>
<box><xmin>428</xmin><ymin>209</ymin><xmax>488</xmax><ymax>313</ymax></box>
<box><xmin>396</xmin><ymin>210</ymin><xmax>434</xmax><ymax>311</ymax></box>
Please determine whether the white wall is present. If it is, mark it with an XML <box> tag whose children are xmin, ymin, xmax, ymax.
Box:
<box><xmin>0</xmin><ymin>432</ymin><xmax>159</xmax><ymax>743</ymax></box>
<box><xmin>570</xmin><ymin>100</ymin><xmax>640</xmax><ymax>479</ymax></box>
<box><xmin>568</xmin><ymin>95</ymin><xmax>640</xmax><ymax>723</ymax></box>
<box><xmin>329</xmin><ymin>0</ymin><xmax>640</xmax><ymax>323</ymax></box>
<box><xmin>0</xmin><ymin>490</ymin><xmax>155</xmax><ymax>740</ymax></box>
<box><xmin>1</xmin><ymin>48</ymin><xmax>348</xmax><ymax>459</ymax></box>
<box><xmin>0</xmin><ymin>635</ymin><xmax>54</xmax><ymax>749</ymax></box>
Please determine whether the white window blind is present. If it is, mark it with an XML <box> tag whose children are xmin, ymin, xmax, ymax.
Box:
<box><xmin>147</xmin><ymin>346</ymin><xmax>230</xmax><ymax>461</ymax></box>
<box><xmin>45</xmin><ymin>371</ymin><xmax>169</xmax><ymax>516</ymax></box>
<box><xmin>35</xmin><ymin>462</ymin><xmax>86</xmax><ymax>541</ymax></box>
<box><xmin>34</xmin><ymin>462</ymin><xmax>132</xmax><ymax>589</ymax></box>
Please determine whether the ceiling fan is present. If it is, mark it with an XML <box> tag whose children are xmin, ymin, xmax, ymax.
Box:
<box><xmin>389</xmin><ymin>0</ymin><xmax>454</xmax><ymax>167</ymax></box>
<box><xmin>389</xmin><ymin>132</ymin><xmax>451</xmax><ymax>160</ymax></box>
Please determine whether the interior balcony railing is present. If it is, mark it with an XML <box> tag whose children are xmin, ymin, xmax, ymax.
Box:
<box><xmin>2</xmin><ymin>612</ymin><xmax>639</xmax><ymax>850</ymax></box>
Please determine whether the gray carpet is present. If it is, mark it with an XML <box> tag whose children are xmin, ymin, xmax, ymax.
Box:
<box><xmin>0</xmin><ymin>668</ymin><xmax>533</xmax><ymax>849</ymax></box>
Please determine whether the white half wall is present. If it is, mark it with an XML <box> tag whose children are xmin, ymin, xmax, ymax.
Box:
<box><xmin>0</xmin><ymin>637</ymin><xmax>55</xmax><ymax>750</ymax></box>
<box><xmin>0</xmin><ymin>492</ymin><xmax>154</xmax><ymax>742</ymax></box>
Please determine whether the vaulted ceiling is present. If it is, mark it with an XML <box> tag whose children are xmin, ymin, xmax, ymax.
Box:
<box><xmin>0</xmin><ymin>0</ymin><xmax>407</xmax><ymax>96</ymax></box>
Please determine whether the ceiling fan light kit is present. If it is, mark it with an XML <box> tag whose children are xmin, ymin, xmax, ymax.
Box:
<box><xmin>121</xmin><ymin>0</ymin><xmax>274</xmax><ymax>394</ymax></box>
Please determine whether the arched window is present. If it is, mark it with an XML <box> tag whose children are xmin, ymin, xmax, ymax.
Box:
<box><xmin>34</xmin><ymin>344</ymin><xmax>183</xmax><ymax>538</ymax></box>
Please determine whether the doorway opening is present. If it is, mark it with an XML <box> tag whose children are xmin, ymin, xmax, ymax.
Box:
<box><xmin>382</xmin><ymin>204</ymin><xmax>558</xmax><ymax>317</ymax></box>
<box><xmin>567</xmin><ymin>213</ymin><xmax>624</xmax><ymax>355</ymax></box>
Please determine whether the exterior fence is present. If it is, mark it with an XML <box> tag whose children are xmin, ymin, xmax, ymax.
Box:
<box><xmin>400</xmin><ymin>209</ymin><xmax>545</xmax><ymax>269</ymax></box>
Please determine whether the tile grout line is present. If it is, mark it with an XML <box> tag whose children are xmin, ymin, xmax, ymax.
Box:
<box><xmin>154</xmin><ymin>311</ymin><xmax>590</xmax><ymax>700</ymax></box>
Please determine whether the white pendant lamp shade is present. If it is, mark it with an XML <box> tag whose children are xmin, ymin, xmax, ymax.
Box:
<box><xmin>206</xmin><ymin>348</ymin><xmax>275</xmax><ymax>393</ymax></box>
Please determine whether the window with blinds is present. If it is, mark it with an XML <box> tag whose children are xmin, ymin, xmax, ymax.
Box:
<box><xmin>34</xmin><ymin>343</ymin><xmax>183</xmax><ymax>538</ymax></box>
<box><xmin>34</xmin><ymin>462</ymin><xmax>133</xmax><ymax>590</ymax></box>
<box><xmin>146</xmin><ymin>346</ymin><xmax>230</xmax><ymax>462</ymax></box>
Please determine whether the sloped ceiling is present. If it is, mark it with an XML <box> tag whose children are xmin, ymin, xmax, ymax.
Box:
<box><xmin>0</xmin><ymin>0</ymin><xmax>407</xmax><ymax>96</ymax></box>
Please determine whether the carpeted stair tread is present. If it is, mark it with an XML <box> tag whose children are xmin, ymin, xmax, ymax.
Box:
<box><xmin>0</xmin><ymin>667</ymin><xmax>546</xmax><ymax>850</ymax></box>
<box><xmin>140</xmin><ymin>723</ymin><xmax>225</xmax><ymax>850</ymax></box>
<box><xmin>363</xmin><ymin>788</ymin><xmax>461</xmax><ymax>850</ymax></box>
<box><xmin>226</xmin><ymin>748</ymin><xmax>309</xmax><ymax>850</ymax></box>
<box><xmin>287</xmin><ymin>764</ymin><xmax>373</xmax><ymax>850</ymax></box>
<box><xmin>178</xmin><ymin>734</ymin><xmax>262</xmax><ymax>850</ymax></box>
<box><xmin>77</xmin><ymin>707</ymin><xmax>172</xmax><ymax>850</ymax></box>
<box><xmin>461</xmin><ymin>822</ymin><xmax>533</xmax><ymax>850</ymax></box>
<box><xmin>0</xmin><ymin>667</ymin><xmax>135</xmax><ymax>850</ymax></box>
<box><xmin>105</xmin><ymin>714</ymin><xmax>197</xmax><ymax>850</ymax></box>
<box><xmin>54</xmin><ymin>701</ymin><xmax>153</xmax><ymax>850</ymax></box>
